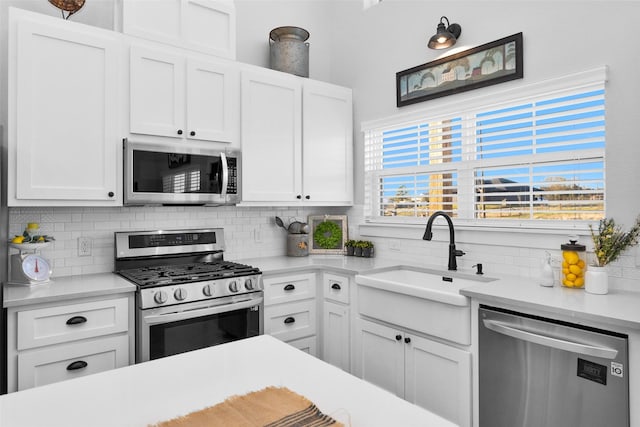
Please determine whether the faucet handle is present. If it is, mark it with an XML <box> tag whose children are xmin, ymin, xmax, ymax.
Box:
<box><xmin>455</xmin><ymin>249</ymin><xmax>465</xmax><ymax>257</ymax></box>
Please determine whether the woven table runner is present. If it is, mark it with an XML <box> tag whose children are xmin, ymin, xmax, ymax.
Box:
<box><xmin>151</xmin><ymin>386</ymin><xmax>344</xmax><ymax>427</ymax></box>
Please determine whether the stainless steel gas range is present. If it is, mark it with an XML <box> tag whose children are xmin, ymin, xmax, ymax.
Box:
<box><xmin>114</xmin><ymin>228</ymin><xmax>263</xmax><ymax>363</ymax></box>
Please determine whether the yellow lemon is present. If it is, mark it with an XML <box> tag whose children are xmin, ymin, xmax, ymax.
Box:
<box><xmin>11</xmin><ymin>236</ymin><xmax>25</xmax><ymax>244</ymax></box>
<box><xmin>569</xmin><ymin>264</ymin><xmax>582</xmax><ymax>276</ymax></box>
<box><xmin>562</xmin><ymin>261</ymin><xmax>569</xmax><ymax>268</ymax></box>
<box><xmin>577</xmin><ymin>260</ymin><xmax>586</xmax><ymax>269</ymax></box>
<box><xmin>566</xmin><ymin>273</ymin><xmax>577</xmax><ymax>281</ymax></box>
<box><xmin>574</xmin><ymin>277</ymin><xmax>584</xmax><ymax>287</ymax></box>
<box><xmin>562</xmin><ymin>268</ymin><xmax>570</xmax><ymax>275</ymax></box>
<box><xmin>563</xmin><ymin>251</ymin><xmax>579</xmax><ymax>265</ymax></box>
<box><xmin>37</xmin><ymin>236</ymin><xmax>46</xmax><ymax>242</ymax></box>
<box><xmin>563</xmin><ymin>279</ymin><xmax>574</xmax><ymax>287</ymax></box>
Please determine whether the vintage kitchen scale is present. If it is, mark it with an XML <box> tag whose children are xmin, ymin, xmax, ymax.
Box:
<box><xmin>9</xmin><ymin>242</ymin><xmax>53</xmax><ymax>285</ymax></box>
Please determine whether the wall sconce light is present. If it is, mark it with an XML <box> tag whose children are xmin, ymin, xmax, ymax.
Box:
<box><xmin>428</xmin><ymin>16</ymin><xmax>462</xmax><ymax>50</ymax></box>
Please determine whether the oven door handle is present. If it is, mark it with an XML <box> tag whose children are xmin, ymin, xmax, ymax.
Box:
<box><xmin>144</xmin><ymin>298</ymin><xmax>261</xmax><ymax>325</ymax></box>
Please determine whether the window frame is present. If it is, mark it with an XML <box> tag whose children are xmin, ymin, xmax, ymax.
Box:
<box><xmin>362</xmin><ymin>66</ymin><xmax>608</xmax><ymax>231</ymax></box>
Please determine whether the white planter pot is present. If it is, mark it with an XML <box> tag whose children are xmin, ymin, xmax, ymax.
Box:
<box><xmin>585</xmin><ymin>265</ymin><xmax>609</xmax><ymax>295</ymax></box>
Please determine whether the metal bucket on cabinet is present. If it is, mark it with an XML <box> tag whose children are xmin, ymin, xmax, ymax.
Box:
<box><xmin>269</xmin><ymin>26</ymin><xmax>310</xmax><ymax>77</ymax></box>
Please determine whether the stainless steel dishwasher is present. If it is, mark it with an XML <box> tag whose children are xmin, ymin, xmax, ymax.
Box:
<box><xmin>479</xmin><ymin>305</ymin><xmax>629</xmax><ymax>427</ymax></box>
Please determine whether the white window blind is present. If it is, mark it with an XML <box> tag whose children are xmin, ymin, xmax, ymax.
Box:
<box><xmin>364</xmin><ymin>69</ymin><xmax>606</xmax><ymax>223</ymax></box>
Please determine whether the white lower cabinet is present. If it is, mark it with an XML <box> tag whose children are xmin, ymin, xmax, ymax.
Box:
<box><xmin>355</xmin><ymin>317</ymin><xmax>472</xmax><ymax>427</ymax></box>
<box><xmin>263</xmin><ymin>272</ymin><xmax>318</xmax><ymax>356</ymax></box>
<box><xmin>6</xmin><ymin>294</ymin><xmax>134</xmax><ymax>392</ymax></box>
<box><xmin>321</xmin><ymin>273</ymin><xmax>351</xmax><ymax>372</ymax></box>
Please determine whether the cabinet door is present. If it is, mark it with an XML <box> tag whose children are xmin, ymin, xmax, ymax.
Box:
<box><xmin>10</xmin><ymin>17</ymin><xmax>120</xmax><ymax>204</ymax></box>
<box><xmin>241</xmin><ymin>70</ymin><xmax>302</xmax><ymax>202</ymax></box>
<box><xmin>183</xmin><ymin>0</ymin><xmax>236</xmax><ymax>59</ymax></box>
<box><xmin>186</xmin><ymin>58</ymin><xmax>238</xmax><ymax>143</ymax></box>
<box><xmin>302</xmin><ymin>80</ymin><xmax>353</xmax><ymax>204</ymax></box>
<box><xmin>130</xmin><ymin>46</ymin><xmax>185</xmax><ymax>138</ymax></box>
<box><xmin>322</xmin><ymin>301</ymin><xmax>350</xmax><ymax>372</ymax></box>
<box><xmin>121</xmin><ymin>0</ymin><xmax>236</xmax><ymax>59</ymax></box>
<box><xmin>404</xmin><ymin>334</ymin><xmax>472</xmax><ymax>427</ymax></box>
<box><xmin>122</xmin><ymin>0</ymin><xmax>182</xmax><ymax>49</ymax></box>
<box><xmin>354</xmin><ymin>318</ymin><xmax>404</xmax><ymax>397</ymax></box>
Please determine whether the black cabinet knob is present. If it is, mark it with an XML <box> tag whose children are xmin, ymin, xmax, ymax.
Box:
<box><xmin>331</xmin><ymin>283</ymin><xmax>341</xmax><ymax>290</ymax></box>
<box><xmin>296</xmin><ymin>195</ymin><xmax>302</xmax><ymax>199</ymax></box>
<box><xmin>108</xmin><ymin>191</ymin><xmax>114</xmax><ymax>198</ymax></box>
<box><xmin>404</xmin><ymin>337</ymin><xmax>411</xmax><ymax>344</ymax></box>
<box><xmin>284</xmin><ymin>317</ymin><xmax>295</xmax><ymax>324</ymax></box>
<box><xmin>66</xmin><ymin>316</ymin><xmax>87</xmax><ymax>325</ymax></box>
<box><xmin>395</xmin><ymin>334</ymin><xmax>402</xmax><ymax>341</ymax></box>
<box><xmin>190</xmin><ymin>131</ymin><xmax>196</xmax><ymax>136</ymax></box>
<box><xmin>305</xmin><ymin>195</ymin><xmax>310</xmax><ymax>200</ymax></box>
<box><xmin>177</xmin><ymin>129</ymin><xmax>183</xmax><ymax>135</ymax></box>
<box><xmin>284</xmin><ymin>284</ymin><xmax>295</xmax><ymax>291</ymax></box>
<box><xmin>66</xmin><ymin>360</ymin><xmax>88</xmax><ymax>371</ymax></box>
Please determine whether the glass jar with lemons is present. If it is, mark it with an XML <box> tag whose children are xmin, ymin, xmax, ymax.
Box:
<box><xmin>561</xmin><ymin>239</ymin><xmax>586</xmax><ymax>288</ymax></box>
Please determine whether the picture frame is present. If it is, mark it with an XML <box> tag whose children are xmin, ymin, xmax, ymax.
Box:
<box><xmin>396</xmin><ymin>32</ymin><xmax>523</xmax><ymax>107</ymax></box>
<box><xmin>308</xmin><ymin>215</ymin><xmax>348</xmax><ymax>254</ymax></box>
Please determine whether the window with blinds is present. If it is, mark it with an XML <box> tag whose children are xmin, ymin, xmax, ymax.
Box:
<box><xmin>364</xmin><ymin>70</ymin><xmax>606</xmax><ymax>223</ymax></box>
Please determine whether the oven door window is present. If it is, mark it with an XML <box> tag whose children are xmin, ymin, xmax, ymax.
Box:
<box><xmin>149</xmin><ymin>306</ymin><xmax>260</xmax><ymax>360</ymax></box>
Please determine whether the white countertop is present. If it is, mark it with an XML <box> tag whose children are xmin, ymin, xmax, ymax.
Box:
<box><xmin>244</xmin><ymin>255</ymin><xmax>640</xmax><ymax>330</ymax></box>
<box><xmin>461</xmin><ymin>276</ymin><xmax>640</xmax><ymax>330</ymax></box>
<box><xmin>0</xmin><ymin>335</ymin><xmax>456</xmax><ymax>427</ymax></box>
<box><xmin>3</xmin><ymin>273</ymin><xmax>136</xmax><ymax>308</ymax></box>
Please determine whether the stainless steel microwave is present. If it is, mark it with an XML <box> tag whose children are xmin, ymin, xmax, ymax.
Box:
<box><xmin>123</xmin><ymin>139</ymin><xmax>241</xmax><ymax>206</ymax></box>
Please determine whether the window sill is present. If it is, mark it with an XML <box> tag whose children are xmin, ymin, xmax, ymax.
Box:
<box><xmin>359</xmin><ymin>220</ymin><xmax>594</xmax><ymax>250</ymax></box>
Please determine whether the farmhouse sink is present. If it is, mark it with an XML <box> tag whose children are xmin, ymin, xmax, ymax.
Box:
<box><xmin>355</xmin><ymin>265</ymin><xmax>498</xmax><ymax>345</ymax></box>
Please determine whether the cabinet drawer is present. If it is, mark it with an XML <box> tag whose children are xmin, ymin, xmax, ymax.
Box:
<box><xmin>17</xmin><ymin>297</ymin><xmax>129</xmax><ymax>350</ymax></box>
<box><xmin>17</xmin><ymin>334</ymin><xmax>129</xmax><ymax>391</ymax></box>
<box><xmin>263</xmin><ymin>273</ymin><xmax>316</xmax><ymax>306</ymax></box>
<box><xmin>265</xmin><ymin>300</ymin><xmax>316</xmax><ymax>342</ymax></box>
<box><xmin>323</xmin><ymin>273</ymin><xmax>350</xmax><ymax>304</ymax></box>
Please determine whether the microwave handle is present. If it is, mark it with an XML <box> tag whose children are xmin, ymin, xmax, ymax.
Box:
<box><xmin>220</xmin><ymin>152</ymin><xmax>228</xmax><ymax>197</ymax></box>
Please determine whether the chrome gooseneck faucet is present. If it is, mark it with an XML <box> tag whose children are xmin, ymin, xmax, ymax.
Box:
<box><xmin>423</xmin><ymin>211</ymin><xmax>465</xmax><ymax>271</ymax></box>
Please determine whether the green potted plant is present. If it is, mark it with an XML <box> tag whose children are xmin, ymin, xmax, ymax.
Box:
<box><xmin>344</xmin><ymin>240</ymin><xmax>357</xmax><ymax>256</ymax></box>
<box><xmin>361</xmin><ymin>240</ymin><xmax>375</xmax><ymax>258</ymax></box>
<box><xmin>353</xmin><ymin>240</ymin><xmax>365</xmax><ymax>257</ymax></box>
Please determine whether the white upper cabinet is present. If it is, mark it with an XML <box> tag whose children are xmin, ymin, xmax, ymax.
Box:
<box><xmin>120</xmin><ymin>0</ymin><xmax>236</xmax><ymax>60</ymax></box>
<box><xmin>241</xmin><ymin>69</ymin><xmax>303</xmax><ymax>202</ymax></box>
<box><xmin>8</xmin><ymin>9</ymin><xmax>122</xmax><ymax>206</ymax></box>
<box><xmin>241</xmin><ymin>67</ymin><xmax>353</xmax><ymax>206</ymax></box>
<box><xmin>129</xmin><ymin>45</ymin><xmax>239</xmax><ymax>145</ymax></box>
<box><xmin>302</xmin><ymin>80</ymin><xmax>353</xmax><ymax>204</ymax></box>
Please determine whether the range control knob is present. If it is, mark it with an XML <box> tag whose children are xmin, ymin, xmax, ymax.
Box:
<box><xmin>202</xmin><ymin>284</ymin><xmax>214</xmax><ymax>297</ymax></box>
<box><xmin>245</xmin><ymin>278</ymin><xmax>255</xmax><ymax>290</ymax></box>
<box><xmin>228</xmin><ymin>280</ymin><xmax>239</xmax><ymax>293</ymax></box>
<box><xmin>174</xmin><ymin>288</ymin><xmax>187</xmax><ymax>301</ymax></box>
<box><xmin>154</xmin><ymin>290</ymin><xmax>168</xmax><ymax>304</ymax></box>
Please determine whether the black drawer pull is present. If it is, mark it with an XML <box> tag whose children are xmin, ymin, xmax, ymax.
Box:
<box><xmin>404</xmin><ymin>337</ymin><xmax>411</xmax><ymax>344</ymax></box>
<box><xmin>66</xmin><ymin>360</ymin><xmax>88</xmax><ymax>371</ymax></box>
<box><xmin>395</xmin><ymin>334</ymin><xmax>402</xmax><ymax>341</ymax></box>
<box><xmin>283</xmin><ymin>284</ymin><xmax>295</xmax><ymax>291</ymax></box>
<box><xmin>331</xmin><ymin>283</ymin><xmax>341</xmax><ymax>290</ymax></box>
<box><xmin>284</xmin><ymin>317</ymin><xmax>296</xmax><ymax>324</ymax></box>
<box><xmin>66</xmin><ymin>316</ymin><xmax>87</xmax><ymax>325</ymax></box>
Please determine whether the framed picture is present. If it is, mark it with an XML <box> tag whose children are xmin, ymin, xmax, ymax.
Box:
<box><xmin>396</xmin><ymin>32</ymin><xmax>523</xmax><ymax>107</ymax></box>
<box><xmin>308</xmin><ymin>215</ymin><xmax>348</xmax><ymax>254</ymax></box>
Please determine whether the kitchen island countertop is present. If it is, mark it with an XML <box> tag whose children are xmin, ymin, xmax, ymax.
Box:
<box><xmin>0</xmin><ymin>335</ymin><xmax>456</xmax><ymax>427</ymax></box>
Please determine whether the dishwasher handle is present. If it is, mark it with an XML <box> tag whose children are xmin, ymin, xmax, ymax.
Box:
<box><xmin>482</xmin><ymin>318</ymin><xmax>619</xmax><ymax>359</ymax></box>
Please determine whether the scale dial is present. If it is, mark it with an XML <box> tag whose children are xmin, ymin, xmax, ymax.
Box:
<box><xmin>21</xmin><ymin>254</ymin><xmax>52</xmax><ymax>282</ymax></box>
